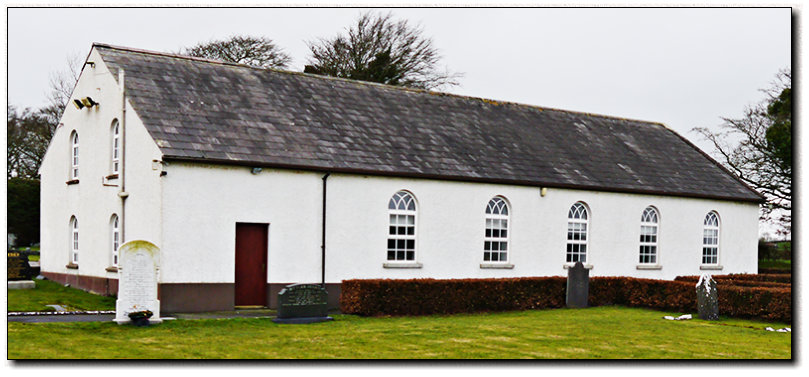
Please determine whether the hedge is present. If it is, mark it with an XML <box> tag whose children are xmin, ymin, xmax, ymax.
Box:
<box><xmin>340</xmin><ymin>277</ymin><xmax>567</xmax><ymax>316</ymax></box>
<box><xmin>758</xmin><ymin>268</ymin><xmax>791</xmax><ymax>275</ymax></box>
<box><xmin>675</xmin><ymin>273</ymin><xmax>791</xmax><ymax>284</ymax></box>
<box><xmin>672</xmin><ymin>277</ymin><xmax>790</xmax><ymax>289</ymax></box>
<box><xmin>341</xmin><ymin>276</ymin><xmax>791</xmax><ymax>322</ymax></box>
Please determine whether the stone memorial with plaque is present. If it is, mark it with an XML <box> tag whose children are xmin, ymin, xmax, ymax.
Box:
<box><xmin>696</xmin><ymin>274</ymin><xmax>719</xmax><ymax>320</ymax></box>
<box><xmin>566</xmin><ymin>261</ymin><xmax>590</xmax><ymax>308</ymax></box>
<box><xmin>272</xmin><ymin>283</ymin><xmax>333</xmax><ymax>324</ymax></box>
<box><xmin>114</xmin><ymin>240</ymin><xmax>162</xmax><ymax>325</ymax></box>
<box><xmin>8</xmin><ymin>251</ymin><xmax>37</xmax><ymax>281</ymax></box>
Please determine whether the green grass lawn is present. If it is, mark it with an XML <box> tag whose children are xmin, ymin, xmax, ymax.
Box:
<box><xmin>7</xmin><ymin>279</ymin><xmax>116</xmax><ymax>312</ymax></box>
<box><xmin>759</xmin><ymin>259</ymin><xmax>791</xmax><ymax>270</ymax></box>
<box><xmin>7</xmin><ymin>306</ymin><xmax>791</xmax><ymax>359</ymax></box>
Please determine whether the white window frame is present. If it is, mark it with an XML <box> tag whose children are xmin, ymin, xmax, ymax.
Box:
<box><xmin>387</xmin><ymin>190</ymin><xmax>417</xmax><ymax>263</ymax></box>
<box><xmin>111</xmin><ymin>120</ymin><xmax>120</xmax><ymax>174</ymax></box>
<box><xmin>702</xmin><ymin>211</ymin><xmax>720</xmax><ymax>265</ymax></box>
<box><xmin>70</xmin><ymin>131</ymin><xmax>79</xmax><ymax>179</ymax></box>
<box><xmin>566</xmin><ymin>202</ymin><xmax>589</xmax><ymax>264</ymax></box>
<box><xmin>111</xmin><ymin>214</ymin><xmax>120</xmax><ymax>267</ymax></box>
<box><xmin>639</xmin><ymin>206</ymin><xmax>659</xmax><ymax>265</ymax></box>
<box><xmin>484</xmin><ymin>196</ymin><xmax>510</xmax><ymax>263</ymax></box>
<box><xmin>70</xmin><ymin>216</ymin><xmax>79</xmax><ymax>264</ymax></box>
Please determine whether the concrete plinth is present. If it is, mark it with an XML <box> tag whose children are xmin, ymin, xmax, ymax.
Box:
<box><xmin>8</xmin><ymin>280</ymin><xmax>35</xmax><ymax>290</ymax></box>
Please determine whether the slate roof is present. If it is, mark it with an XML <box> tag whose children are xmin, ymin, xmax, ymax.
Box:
<box><xmin>94</xmin><ymin>44</ymin><xmax>762</xmax><ymax>203</ymax></box>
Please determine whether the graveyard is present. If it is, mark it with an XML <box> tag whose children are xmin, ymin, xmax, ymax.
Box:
<box><xmin>7</xmin><ymin>306</ymin><xmax>791</xmax><ymax>359</ymax></box>
<box><xmin>6</xmin><ymin>255</ymin><xmax>792</xmax><ymax>359</ymax></box>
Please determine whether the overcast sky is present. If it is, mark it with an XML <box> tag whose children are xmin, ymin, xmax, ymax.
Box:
<box><xmin>8</xmin><ymin>8</ymin><xmax>791</xmax><ymax>150</ymax></box>
<box><xmin>6</xmin><ymin>7</ymin><xmax>793</xmax><ymax>237</ymax></box>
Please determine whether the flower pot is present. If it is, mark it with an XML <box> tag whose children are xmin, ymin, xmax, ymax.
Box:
<box><xmin>131</xmin><ymin>317</ymin><xmax>151</xmax><ymax>327</ymax></box>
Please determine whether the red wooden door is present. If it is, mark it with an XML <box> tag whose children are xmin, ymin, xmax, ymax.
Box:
<box><xmin>234</xmin><ymin>223</ymin><xmax>268</xmax><ymax>307</ymax></box>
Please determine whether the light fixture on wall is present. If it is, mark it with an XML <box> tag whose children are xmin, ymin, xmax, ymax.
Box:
<box><xmin>81</xmin><ymin>97</ymin><xmax>99</xmax><ymax>108</ymax></box>
<box><xmin>73</xmin><ymin>99</ymin><xmax>85</xmax><ymax>110</ymax></box>
<box><xmin>540</xmin><ymin>187</ymin><xmax>547</xmax><ymax>197</ymax></box>
<box><xmin>251</xmin><ymin>167</ymin><xmax>262</xmax><ymax>175</ymax></box>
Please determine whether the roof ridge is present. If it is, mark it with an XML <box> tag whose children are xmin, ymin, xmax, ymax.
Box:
<box><xmin>93</xmin><ymin>42</ymin><xmax>664</xmax><ymax>127</ymax></box>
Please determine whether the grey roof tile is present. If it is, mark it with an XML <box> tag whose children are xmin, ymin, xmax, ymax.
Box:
<box><xmin>95</xmin><ymin>44</ymin><xmax>762</xmax><ymax>202</ymax></box>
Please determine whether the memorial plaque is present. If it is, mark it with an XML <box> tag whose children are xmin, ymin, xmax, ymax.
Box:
<box><xmin>7</xmin><ymin>251</ymin><xmax>35</xmax><ymax>281</ymax></box>
<box><xmin>273</xmin><ymin>283</ymin><xmax>333</xmax><ymax>324</ymax></box>
<box><xmin>696</xmin><ymin>274</ymin><xmax>719</xmax><ymax>320</ymax></box>
<box><xmin>114</xmin><ymin>240</ymin><xmax>162</xmax><ymax>325</ymax></box>
<box><xmin>566</xmin><ymin>262</ymin><xmax>589</xmax><ymax>308</ymax></box>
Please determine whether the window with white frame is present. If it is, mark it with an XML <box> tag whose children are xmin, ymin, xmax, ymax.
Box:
<box><xmin>702</xmin><ymin>211</ymin><xmax>720</xmax><ymax>265</ymax></box>
<box><xmin>387</xmin><ymin>191</ymin><xmax>416</xmax><ymax>261</ymax></box>
<box><xmin>70</xmin><ymin>216</ymin><xmax>79</xmax><ymax>264</ymax></box>
<box><xmin>111</xmin><ymin>214</ymin><xmax>120</xmax><ymax>267</ymax></box>
<box><xmin>70</xmin><ymin>131</ymin><xmax>79</xmax><ymax>179</ymax></box>
<box><xmin>639</xmin><ymin>206</ymin><xmax>659</xmax><ymax>264</ymax></box>
<box><xmin>111</xmin><ymin>120</ymin><xmax>120</xmax><ymax>174</ymax></box>
<box><xmin>484</xmin><ymin>196</ymin><xmax>509</xmax><ymax>262</ymax></box>
<box><xmin>566</xmin><ymin>202</ymin><xmax>589</xmax><ymax>263</ymax></box>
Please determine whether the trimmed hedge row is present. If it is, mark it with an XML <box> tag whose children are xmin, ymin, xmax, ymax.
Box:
<box><xmin>758</xmin><ymin>268</ymin><xmax>791</xmax><ymax>275</ymax></box>
<box><xmin>675</xmin><ymin>273</ymin><xmax>791</xmax><ymax>284</ymax></box>
<box><xmin>673</xmin><ymin>277</ymin><xmax>790</xmax><ymax>289</ymax></box>
<box><xmin>340</xmin><ymin>276</ymin><xmax>791</xmax><ymax>322</ymax></box>
<box><xmin>340</xmin><ymin>277</ymin><xmax>567</xmax><ymax>316</ymax></box>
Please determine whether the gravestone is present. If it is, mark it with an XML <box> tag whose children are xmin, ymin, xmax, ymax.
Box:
<box><xmin>272</xmin><ymin>283</ymin><xmax>333</xmax><ymax>324</ymax></box>
<box><xmin>566</xmin><ymin>261</ymin><xmax>589</xmax><ymax>308</ymax></box>
<box><xmin>114</xmin><ymin>240</ymin><xmax>162</xmax><ymax>325</ymax></box>
<box><xmin>696</xmin><ymin>274</ymin><xmax>719</xmax><ymax>320</ymax></box>
<box><xmin>7</xmin><ymin>251</ymin><xmax>36</xmax><ymax>281</ymax></box>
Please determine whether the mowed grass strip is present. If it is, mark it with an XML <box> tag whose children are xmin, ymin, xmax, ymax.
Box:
<box><xmin>8</xmin><ymin>306</ymin><xmax>791</xmax><ymax>359</ymax></box>
<box><xmin>7</xmin><ymin>279</ymin><xmax>117</xmax><ymax>312</ymax></box>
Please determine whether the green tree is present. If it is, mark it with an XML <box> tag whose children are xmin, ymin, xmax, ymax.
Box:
<box><xmin>181</xmin><ymin>35</ymin><xmax>292</xmax><ymax>69</ymax></box>
<box><xmin>694</xmin><ymin>69</ymin><xmax>791</xmax><ymax>235</ymax></box>
<box><xmin>7</xmin><ymin>178</ymin><xmax>40</xmax><ymax>246</ymax></box>
<box><xmin>7</xmin><ymin>105</ymin><xmax>56</xmax><ymax>179</ymax></box>
<box><xmin>306</xmin><ymin>12</ymin><xmax>461</xmax><ymax>90</ymax></box>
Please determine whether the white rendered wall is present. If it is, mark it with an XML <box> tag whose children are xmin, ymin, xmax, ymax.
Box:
<box><xmin>160</xmin><ymin>165</ymin><xmax>758</xmax><ymax>285</ymax></box>
<box><xmin>39</xmin><ymin>47</ymin><xmax>164</xmax><ymax>280</ymax></box>
<box><xmin>160</xmin><ymin>163</ymin><xmax>323</xmax><ymax>284</ymax></box>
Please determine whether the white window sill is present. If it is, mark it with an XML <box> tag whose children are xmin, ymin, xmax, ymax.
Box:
<box><xmin>700</xmin><ymin>265</ymin><xmax>724</xmax><ymax>271</ymax></box>
<box><xmin>383</xmin><ymin>262</ymin><xmax>423</xmax><ymax>269</ymax></box>
<box><xmin>563</xmin><ymin>264</ymin><xmax>593</xmax><ymax>270</ymax></box>
<box><xmin>480</xmin><ymin>263</ymin><xmax>514</xmax><ymax>269</ymax></box>
<box><xmin>636</xmin><ymin>264</ymin><xmax>662</xmax><ymax>270</ymax></box>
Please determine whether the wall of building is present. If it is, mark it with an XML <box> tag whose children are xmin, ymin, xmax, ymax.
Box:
<box><xmin>160</xmin><ymin>163</ymin><xmax>758</xmax><ymax>310</ymax></box>
<box><xmin>40</xmin><ymin>47</ymin><xmax>164</xmax><ymax>291</ymax></box>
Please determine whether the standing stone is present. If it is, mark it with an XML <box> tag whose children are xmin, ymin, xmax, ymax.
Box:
<box><xmin>696</xmin><ymin>274</ymin><xmax>719</xmax><ymax>320</ymax></box>
<box><xmin>566</xmin><ymin>261</ymin><xmax>589</xmax><ymax>308</ymax></box>
<box><xmin>114</xmin><ymin>240</ymin><xmax>162</xmax><ymax>324</ymax></box>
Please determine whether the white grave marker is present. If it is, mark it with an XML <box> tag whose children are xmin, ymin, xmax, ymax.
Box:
<box><xmin>114</xmin><ymin>240</ymin><xmax>162</xmax><ymax>324</ymax></box>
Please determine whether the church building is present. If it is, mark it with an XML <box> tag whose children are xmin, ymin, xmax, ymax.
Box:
<box><xmin>39</xmin><ymin>44</ymin><xmax>763</xmax><ymax>312</ymax></box>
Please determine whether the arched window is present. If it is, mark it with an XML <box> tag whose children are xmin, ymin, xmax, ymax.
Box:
<box><xmin>566</xmin><ymin>202</ymin><xmax>589</xmax><ymax>263</ymax></box>
<box><xmin>70</xmin><ymin>216</ymin><xmax>79</xmax><ymax>264</ymax></box>
<box><xmin>111</xmin><ymin>214</ymin><xmax>120</xmax><ymax>267</ymax></box>
<box><xmin>484</xmin><ymin>196</ymin><xmax>509</xmax><ymax>262</ymax></box>
<box><xmin>387</xmin><ymin>191</ymin><xmax>416</xmax><ymax>261</ymax></box>
<box><xmin>702</xmin><ymin>211</ymin><xmax>720</xmax><ymax>265</ymax></box>
<box><xmin>111</xmin><ymin>120</ymin><xmax>120</xmax><ymax>174</ymax></box>
<box><xmin>639</xmin><ymin>206</ymin><xmax>659</xmax><ymax>264</ymax></box>
<box><xmin>70</xmin><ymin>131</ymin><xmax>79</xmax><ymax>179</ymax></box>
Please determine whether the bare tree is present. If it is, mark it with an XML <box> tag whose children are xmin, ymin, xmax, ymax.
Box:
<box><xmin>693</xmin><ymin>69</ymin><xmax>792</xmax><ymax>235</ymax></box>
<box><xmin>42</xmin><ymin>52</ymin><xmax>83</xmax><ymax>125</ymax></box>
<box><xmin>180</xmin><ymin>35</ymin><xmax>292</xmax><ymax>69</ymax></box>
<box><xmin>306</xmin><ymin>12</ymin><xmax>461</xmax><ymax>90</ymax></box>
